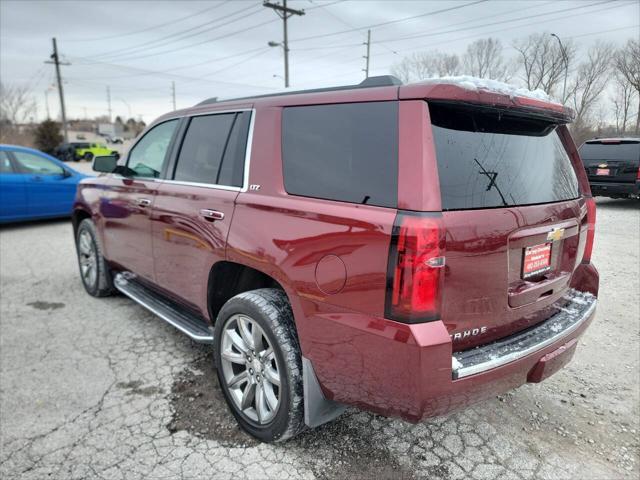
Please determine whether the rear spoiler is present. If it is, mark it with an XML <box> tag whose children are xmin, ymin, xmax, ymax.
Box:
<box><xmin>400</xmin><ymin>83</ymin><xmax>575</xmax><ymax>124</ymax></box>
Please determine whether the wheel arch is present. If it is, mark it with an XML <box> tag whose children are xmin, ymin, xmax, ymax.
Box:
<box><xmin>207</xmin><ymin>261</ymin><xmax>345</xmax><ymax>430</ymax></box>
<box><xmin>71</xmin><ymin>207</ymin><xmax>92</xmax><ymax>237</ymax></box>
<box><xmin>207</xmin><ymin>260</ymin><xmax>289</xmax><ymax>325</ymax></box>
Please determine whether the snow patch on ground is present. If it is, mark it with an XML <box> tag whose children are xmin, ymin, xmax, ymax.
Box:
<box><xmin>452</xmin><ymin>356</ymin><xmax>464</xmax><ymax>371</ymax></box>
<box><xmin>419</xmin><ymin>75</ymin><xmax>559</xmax><ymax>104</ymax></box>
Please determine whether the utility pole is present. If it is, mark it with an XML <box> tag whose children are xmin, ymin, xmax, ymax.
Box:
<box><xmin>362</xmin><ymin>29</ymin><xmax>371</xmax><ymax>78</ymax></box>
<box><xmin>264</xmin><ymin>0</ymin><xmax>305</xmax><ymax>88</ymax></box>
<box><xmin>551</xmin><ymin>33</ymin><xmax>568</xmax><ymax>104</ymax></box>
<box><xmin>44</xmin><ymin>89</ymin><xmax>51</xmax><ymax>119</ymax></box>
<box><xmin>45</xmin><ymin>38</ymin><xmax>70</xmax><ymax>142</ymax></box>
<box><xmin>106</xmin><ymin>86</ymin><xmax>112</xmax><ymax>122</ymax></box>
<box><xmin>171</xmin><ymin>81</ymin><xmax>176</xmax><ymax>110</ymax></box>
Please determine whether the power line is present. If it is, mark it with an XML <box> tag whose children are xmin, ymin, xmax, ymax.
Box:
<box><xmin>305</xmin><ymin>0</ymin><xmax>344</xmax><ymax>11</ymax></box>
<box><xmin>62</xmin><ymin>56</ymin><xmax>279</xmax><ymax>91</ymax></box>
<box><xmin>567</xmin><ymin>24</ymin><xmax>640</xmax><ymax>39</ymax></box>
<box><xmin>318</xmin><ymin>0</ymin><xmax>629</xmax><ymax>71</ymax></box>
<box><xmin>289</xmin><ymin>0</ymin><xmax>488</xmax><ymax>43</ymax></box>
<box><xmin>81</xmin><ymin>3</ymin><xmax>262</xmax><ymax>61</ymax></box>
<box><xmin>64</xmin><ymin>2</ymin><xmax>231</xmax><ymax>42</ymax></box>
<box><xmin>68</xmin><ymin>46</ymin><xmax>269</xmax><ymax>81</ymax></box>
<box><xmin>370</xmin><ymin>0</ymin><xmax>615</xmax><ymax>46</ymax></box>
<box><xmin>292</xmin><ymin>0</ymin><xmax>555</xmax><ymax>52</ymax></box>
<box><xmin>311</xmin><ymin>0</ymin><xmax>401</xmax><ymax>57</ymax></box>
<box><xmin>87</xmin><ymin>16</ymin><xmax>278</xmax><ymax>63</ymax></box>
<box><xmin>377</xmin><ymin>0</ymin><xmax>631</xmax><ymax>60</ymax></box>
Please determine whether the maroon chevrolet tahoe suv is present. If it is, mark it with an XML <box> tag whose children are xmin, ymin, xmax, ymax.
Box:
<box><xmin>73</xmin><ymin>76</ymin><xmax>599</xmax><ymax>442</ymax></box>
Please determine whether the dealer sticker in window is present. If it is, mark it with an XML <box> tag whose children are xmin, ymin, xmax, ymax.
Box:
<box><xmin>522</xmin><ymin>243</ymin><xmax>552</xmax><ymax>279</ymax></box>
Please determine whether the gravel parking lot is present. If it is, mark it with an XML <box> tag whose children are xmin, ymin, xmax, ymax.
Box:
<box><xmin>0</xmin><ymin>198</ymin><xmax>638</xmax><ymax>480</ymax></box>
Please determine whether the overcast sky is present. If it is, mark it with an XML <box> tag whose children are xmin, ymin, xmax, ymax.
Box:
<box><xmin>1</xmin><ymin>0</ymin><xmax>638</xmax><ymax>123</ymax></box>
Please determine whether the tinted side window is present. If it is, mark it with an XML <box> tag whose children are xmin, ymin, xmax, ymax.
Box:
<box><xmin>127</xmin><ymin>119</ymin><xmax>178</xmax><ymax>178</ymax></box>
<box><xmin>173</xmin><ymin>113</ymin><xmax>248</xmax><ymax>186</ymax></box>
<box><xmin>0</xmin><ymin>152</ymin><xmax>14</xmax><ymax>173</ymax></box>
<box><xmin>217</xmin><ymin>112</ymin><xmax>251</xmax><ymax>187</ymax></box>
<box><xmin>13</xmin><ymin>151</ymin><xmax>64</xmax><ymax>175</ymax></box>
<box><xmin>282</xmin><ymin>102</ymin><xmax>398</xmax><ymax>208</ymax></box>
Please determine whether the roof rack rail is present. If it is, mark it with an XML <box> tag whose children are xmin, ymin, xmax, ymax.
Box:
<box><xmin>196</xmin><ymin>75</ymin><xmax>402</xmax><ymax>106</ymax></box>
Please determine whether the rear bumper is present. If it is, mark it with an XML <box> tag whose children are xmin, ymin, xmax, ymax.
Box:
<box><xmin>452</xmin><ymin>289</ymin><xmax>595</xmax><ymax>379</ymax></box>
<box><xmin>589</xmin><ymin>180</ymin><xmax>639</xmax><ymax>197</ymax></box>
<box><xmin>304</xmin><ymin>265</ymin><xmax>599</xmax><ymax>422</ymax></box>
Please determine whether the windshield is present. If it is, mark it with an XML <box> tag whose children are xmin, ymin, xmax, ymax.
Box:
<box><xmin>429</xmin><ymin>103</ymin><xmax>580</xmax><ymax>210</ymax></box>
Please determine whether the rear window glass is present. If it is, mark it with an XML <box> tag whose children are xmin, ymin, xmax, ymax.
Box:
<box><xmin>579</xmin><ymin>142</ymin><xmax>640</xmax><ymax>162</ymax></box>
<box><xmin>282</xmin><ymin>101</ymin><xmax>398</xmax><ymax>208</ymax></box>
<box><xmin>429</xmin><ymin>103</ymin><xmax>580</xmax><ymax>210</ymax></box>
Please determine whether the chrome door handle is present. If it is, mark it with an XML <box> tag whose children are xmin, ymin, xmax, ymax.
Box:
<box><xmin>200</xmin><ymin>209</ymin><xmax>224</xmax><ymax>221</ymax></box>
<box><xmin>136</xmin><ymin>198</ymin><xmax>151</xmax><ymax>207</ymax></box>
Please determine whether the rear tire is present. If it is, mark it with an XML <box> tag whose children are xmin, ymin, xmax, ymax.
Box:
<box><xmin>76</xmin><ymin>219</ymin><xmax>114</xmax><ymax>297</ymax></box>
<box><xmin>83</xmin><ymin>152</ymin><xmax>93</xmax><ymax>161</ymax></box>
<box><xmin>214</xmin><ymin>288</ymin><xmax>305</xmax><ymax>442</ymax></box>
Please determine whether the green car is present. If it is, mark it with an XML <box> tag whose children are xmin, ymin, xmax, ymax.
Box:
<box><xmin>74</xmin><ymin>143</ymin><xmax>119</xmax><ymax>161</ymax></box>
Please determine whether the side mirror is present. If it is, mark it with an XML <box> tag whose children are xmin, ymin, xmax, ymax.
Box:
<box><xmin>93</xmin><ymin>155</ymin><xmax>118</xmax><ymax>173</ymax></box>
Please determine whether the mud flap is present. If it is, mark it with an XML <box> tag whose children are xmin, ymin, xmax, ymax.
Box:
<box><xmin>302</xmin><ymin>357</ymin><xmax>347</xmax><ymax>428</ymax></box>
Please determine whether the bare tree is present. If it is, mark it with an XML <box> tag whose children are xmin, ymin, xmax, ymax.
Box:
<box><xmin>513</xmin><ymin>33</ymin><xmax>576</xmax><ymax>100</ymax></box>
<box><xmin>391</xmin><ymin>57</ymin><xmax>413</xmax><ymax>84</ymax></box>
<box><xmin>0</xmin><ymin>82</ymin><xmax>36</xmax><ymax>125</ymax></box>
<box><xmin>391</xmin><ymin>51</ymin><xmax>461</xmax><ymax>82</ymax></box>
<box><xmin>566</xmin><ymin>41</ymin><xmax>614</xmax><ymax>130</ymax></box>
<box><xmin>462</xmin><ymin>38</ymin><xmax>514</xmax><ymax>81</ymax></box>
<box><xmin>614</xmin><ymin>39</ymin><xmax>640</xmax><ymax>134</ymax></box>
<box><xmin>611</xmin><ymin>70</ymin><xmax>637</xmax><ymax>134</ymax></box>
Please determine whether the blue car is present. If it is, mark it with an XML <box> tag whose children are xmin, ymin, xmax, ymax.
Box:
<box><xmin>0</xmin><ymin>145</ymin><xmax>89</xmax><ymax>223</ymax></box>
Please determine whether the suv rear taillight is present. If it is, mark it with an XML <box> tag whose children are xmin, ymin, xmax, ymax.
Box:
<box><xmin>385</xmin><ymin>212</ymin><xmax>445</xmax><ymax>323</ymax></box>
<box><xmin>583</xmin><ymin>197</ymin><xmax>596</xmax><ymax>263</ymax></box>
<box><xmin>636</xmin><ymin>166</ymin><xmax>640</xmax><ymax>180</ymax></box>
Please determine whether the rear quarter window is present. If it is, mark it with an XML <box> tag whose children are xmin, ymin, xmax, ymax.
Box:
<box><xmin>282</xmin><ymin>101</ymin><xmax>398</xmax><ymax>208</ymax></box>
<box><xmin>429</xmin><ymin>103</ymin><xmax>580</xmax><ymax>210</ymax></box>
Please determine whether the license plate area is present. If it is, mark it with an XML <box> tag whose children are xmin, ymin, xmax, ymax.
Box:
<box><xmin>596</xmin><ymin>168</ymin><xmax>610</xmax><ymax>176</ymax></box>
<box><xmin>522</xmin><ymin>243</ymin><xmax>552</xmax><ymax>279</ymax></box>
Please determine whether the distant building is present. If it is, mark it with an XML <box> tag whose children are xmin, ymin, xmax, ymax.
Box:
<box><xmin>98</xmin><ymin>123</ymin><xmax>124</xmax><ymax>138</ymax></box>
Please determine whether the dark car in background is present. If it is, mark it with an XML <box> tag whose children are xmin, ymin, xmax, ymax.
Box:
<box><xmin>579</xmin><ymin>138</ymin><xmax>640</xmax><ymax>199</ymax></box>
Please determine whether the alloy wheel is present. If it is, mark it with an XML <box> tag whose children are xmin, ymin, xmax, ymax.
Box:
<box><xmin>78</xmin><ymin>230</ymin><xmax>97</xmax><ymax>288</ymax></box>
<box><xmin>220</xmin><ymin>314</ymin><xmax>281</xmax><ymax>424</ymax></box>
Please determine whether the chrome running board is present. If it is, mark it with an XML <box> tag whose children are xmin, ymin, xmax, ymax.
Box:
<box><xmin>452</xmin><ymin>289</ymin><xmax>597</xmax><ymax>379</ymax></box>
<box><xmin>114</xmin><ymin>272</ymin><xmax>214</xmax><ymax>343</ymax></box>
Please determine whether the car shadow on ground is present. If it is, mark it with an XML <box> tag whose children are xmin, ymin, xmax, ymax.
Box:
<box><xmin>166</xmin><ymin>349</ymin><xmax>417</xmax><ymax>480</ymax></box>
<box><xmin>0</xmin><ymin>217</ymin><xmax>72</xmax><ymax>232</ymax></box>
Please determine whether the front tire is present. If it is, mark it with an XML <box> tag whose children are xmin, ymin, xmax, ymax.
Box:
<box><xmin>214</xmin><ymin>289</ymin><xmax>305</xmax><ymax>442</ymax></box>
<box><xmin>76</xmin><ymin>219</ymin><xmax>114</xmax><ymax>297</ymax></box>
<box><xmin>83</xmin><ymin>152</ymin><xmax>94</xmax><ymax>161</ymax></box>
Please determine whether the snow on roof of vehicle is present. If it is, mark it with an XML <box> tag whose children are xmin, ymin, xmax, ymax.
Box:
<box><xmin>418</xmin><ymin>76</ymin><xmax>557</xmax><ymax>104</ymax></box>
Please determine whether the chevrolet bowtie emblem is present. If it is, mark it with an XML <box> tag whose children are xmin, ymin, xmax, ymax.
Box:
<box><xmin>598</xmin><ymin>163</ymin><xmax>608</xmax><ymax>168</ymax></box>
<box><xmin>547</xmin><ymin>227</ymin><xmax>565</xmax><ymax>242</ymax></box>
